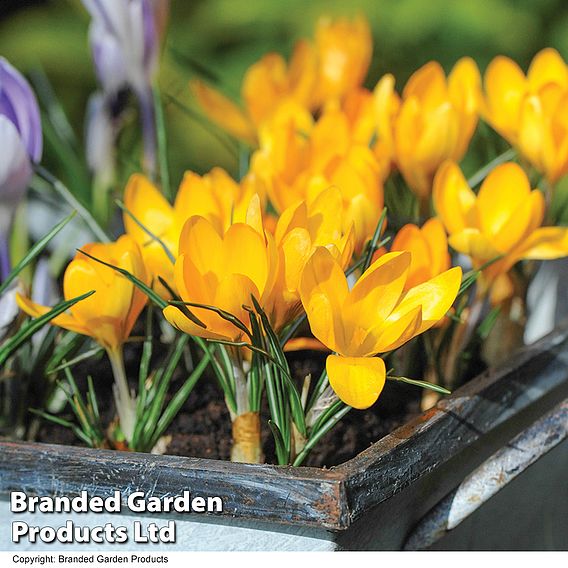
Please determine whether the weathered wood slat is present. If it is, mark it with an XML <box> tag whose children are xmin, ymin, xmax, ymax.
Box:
<box><xmin>340</xmin><ymin>322</ymin><xmax>568</xmax><ymax>525</ymax></box>
<box><xmin>1</xmin><ymin>323</ymin><xmax>568</xmax><ymax>532</ymax></box>
<box><xmin>0</xmin><ymin>442</ymin><xmax>345</xmax><ymax>529</ymax></box>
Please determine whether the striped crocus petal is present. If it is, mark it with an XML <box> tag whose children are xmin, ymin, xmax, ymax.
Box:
<box><xmin>0</xmin><ymin>57</ymin><xmax>42</xmax><ymax>163</ymax></box>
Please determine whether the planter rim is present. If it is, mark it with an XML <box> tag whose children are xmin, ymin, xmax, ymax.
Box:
<box><xmin>2</xmin><ymin>322</ymin><xmax>568</xmax><ymax>531</ymax></box>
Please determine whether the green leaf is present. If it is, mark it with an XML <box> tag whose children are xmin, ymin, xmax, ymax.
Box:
<box><xmin>34</xmin><ymin>165</ymin><xmax>110</xmax><ymax>243</ymax></box>
<box><xmin>467</xmin><ymin>148</ymin><xmax>517</xmax><ymax>188</ymax></box>
<box><xmin>362</xmin><ymin>207</ymin><xmax>388</xmax><ymax>272</ymax></box>
<box><xmin>279</xmin><ymin>313</ymin><xmax>307</xmax><ymax>348</ymax></box>
<box><xmin>47</xmin><ymin>346</ymin><xmax>104</xmax><ymax>374</ymax></box>
<box><xmin>148</xmin><ymin>348</ymin><xmax>210</xmax><ymax>450</ymax></box>
<box><xmin>77</xmin><ymin>248</ymin><xmax>167</xmax><ymax>310</ymax></box>
<box><xmin>45</xmin><ymin>332</ymin><xmax>87</xmax><ymax>375</ymax></box>
<box><xmin>0</xmin><ymin>211</ymin><xmax>75</xmax><ymax>296</ymax></box>
<box><xmin>86</xmin><ymin>376</ymin><xmax>100</xmax><ymax>424</ymax></box>
<box><xmin>166</xmin><ymin>93</ymin><xmax>239</xmax><ymax>159</ymax></box>
<box><xmin>305</xmin><ymin>368</ymin><xmax>330</xmax><ymax>414</ymax></box>
<box><xmin>477</xmin><ymin>306</ymin><xmax>501</xmax><ymax>340</ymax></box>
<box><xmin>0</xmin><ymin>290</ymin><xmax>95</xmax><ymax>367</ymax></box>
<box><xmin>139</xmin><ymin>334</ymin><xmax>189</xmax><ymax>449</ymax></box>
<box><xmin>251</xmin><ymin>296</ymin><xmax>307</xmax><ymax>437</ymax></box>
<box><xmin>293</xmin><ymin>404</ymin><xmax>351</xmax><ymax>467</ymax></box>
<box><xmin>387</xmin><ymin>375</ymin><xmax>451</xmax><ymax>395</ymax></box>
<box><xmin>268</xmin><ymin>420</ymin><xmax>288</xmax><ymax>466</ymax></box>
<box><xmin>310</xmin><ymin>398</ymin><xmax>345</xmax><ymax>436</ymax></box>
<box><xmin>458</xmin><ymin>254</ymin><xmax>504</xmax><ymax>297</ymax></box>
<box><xmin>153</xmin><ymin>86</ymin><xmax>172</xmax><ymax>201</ymax></box>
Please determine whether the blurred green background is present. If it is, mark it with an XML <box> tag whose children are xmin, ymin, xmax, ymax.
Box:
<box><xmin>1</xmin><ymin>0</ymin><xmax>568</xmax><ymax>191</ymax></box>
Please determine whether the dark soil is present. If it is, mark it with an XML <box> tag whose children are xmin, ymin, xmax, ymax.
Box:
<box><xmin>37</xmin><ymin>345</ymin><xmax>421</xmax><ymax>468</ymax></box>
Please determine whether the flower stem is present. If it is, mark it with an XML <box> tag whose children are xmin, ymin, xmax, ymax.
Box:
<box><xmin>107</xmin><ymin>346</ymin><xmax>137</xmax><ymax>445</ymax></box>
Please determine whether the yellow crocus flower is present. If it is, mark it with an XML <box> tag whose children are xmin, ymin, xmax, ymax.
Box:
<box><xmin>299</xmin><ymin>247</ymin><xmax>461</xmax><ymax>409</ymax></box>
<box><xmin>191</xmin><ymin>41</ymin><xmax>316</xmax><ymax>145</ymax></box>
<box><xmin>16</xmin><ymin>235</ymin><xmax>148</xmax><ymax>353</ymax></box>
<box><xmin>191</xmin><ymin>16</ymin><xmax>373</xmax><ymax>144</ymax></box>
<box><xmin>124</xmin><ymin>169</ymin><xmax>264</xmax><ymax>294</ymax></box>
<box><xmin>312</xmin><ymin>15</ymin><xmax>372</xmax><ymax>106</ymax></box>
<box><xmin>387</xmin><ymin>218</ymin><xmax>450</xmax><ymax>289</ymax></box>
<box><xmin>252</xmin><ymin>104</ymin><xmax>384</xmax><ymax>253</ymax></box>
<box><xmin>16</xmin><ymin>235</ymin><xmax>149</xmax><ymax>442</ymax></box>
<box><xmin>433</xmin><ymin>160</ymin><xmax>568</xmax><ymax>298</ymax></box>
<box><xmin>269</xmin><ymin>186</ymin><xmax>355</xmax><ymax>331</ymax></box>
<box><xmin>483</xmin><ymin>48</ymin><xmax>568</xmax><ymax>184</ymax></box>
<box><xmin>374</xmin><ymin>58</ymin><xmax>481</xmax><ymax>201</ymax></box>
<box><xmin>163</xmin><ymin>196</ymin><xmax>278</xmax><ymax>342</ymax></box>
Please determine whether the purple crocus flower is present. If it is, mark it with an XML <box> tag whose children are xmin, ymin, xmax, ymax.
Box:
<box><xmin>84</xmin><ymin>0</ymin><xmax>159</xmax><ymax>96</ymax></box>
<box><xmin>82</xmin><ymin>0</ymin><xmax>168</xmax><ymax>175</ymax></box>
<box><xmin>0</xmin><ymin>58</ymin><xmax>42</xmax><ymax>281</ymax></box>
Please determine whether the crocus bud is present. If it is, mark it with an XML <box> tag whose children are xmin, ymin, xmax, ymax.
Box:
<box><xmin>0</xmin><ymin>57</ymin><xmax>42</xmax><ymax>162</ymax></box>
<box><xmin>82</xmin><ymin>0</ymin><xmax>169</xmax><ymax>174</ymax></box>
<box><xmin>0</xmin><ymin>57</ymin><xmax>42</xmax><ymax>280</ymax></box>
<box><xmin>83</xmin><ymin>0</ymin><xmax>163</xmax><ymax>97</ymax></box>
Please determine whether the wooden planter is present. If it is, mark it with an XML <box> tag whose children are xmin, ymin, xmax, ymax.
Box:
<box><xmin>1</xmin><ymin>323</ymin><xmax>568</xmax><ymax>551</ymax></box>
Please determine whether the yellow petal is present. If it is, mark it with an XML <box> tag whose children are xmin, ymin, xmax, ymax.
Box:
<box><xmin>16</xmin><ymin>293</ymin><xmax>91</xmax><ymax>336</ymax></box>
<box><xmin>123</xmin><ymin>174</ymin><xmax>175</xmax><ymax>253</ymax></box>
<box><xmin>373</xmin><ymin>73</ymin><xmax>399</xmax><ymax>152</ymax></box>
<box><xmin>299</xmin><ymin>247</ymin><xmax>349</xmax><ymax>353</ymax></box>
<box><xmin>421</xmin><ymin>218</ymin><xmax>450</xmax><ymax>276</ymax></box>
<box><xmin>63</xmin><ymin>257</ymin><xmax>106</xmax><ymax>325</ymax></box>
<box><xmin>391</xmin><ymin>224</ymin><xmax>432</xmax><ymax>288</ymax></box>
<box><xmin>213</xmin><ymin>273</ymin><xmax>260</xmax><ymax>339</ymax></box>
<box><xmin>178</xmin><ymin>216</ymin><xmax>223</xmax><ymax>274</ymax></box>
<box><xmin>283</xmin><ymin>337</ymin><xmax>328</xmax><ymax>352</ymax></box>
<box><xmin>326</xmin><ymin>355</ymin><xmax>386</xmax><ymax>409</ymax></box>
<box><xmin>448</xmin><ymin>229</ymin><xmax>500</xmax><ymax>260</ymax></box>
<box><xmin>190</xmin><ymin>80</ymin><xmax>256</xmax><ymax>145</ymax></box>
<box><xmin>483</xmin><ymin>55</ymin><xmax>526</xmax><ymax>139</ymax></box>
<box><xmin>175</xmin><ymin>169</ymin><xmax>238</xmax><ymax>233</ymax></box>
<box><xmin>369</xmin><ymin>305</ymin><xmax>423</xmax><ymax>353</ymax></box>
<box><xmin>308</xmin><ymin>186</ymin><xmax>344</xmax><ymax>242</ymax></box>
<box><xmin>476</xmin><ymin>162</ymin><xmax>531</xmax><ymax>239</ymax></box>
<box><xmin>280</xmin><ymin>227</ymin><xmax>312</xmax><ymax>292</ymax></box>
<box><xmin>347</xmin><ymin>251</ymin><xmax>411</xmax><ymax>328</ymax></box>
<box><xmin>223</xmin><ymin>223</ymin><xmax>270</xmax><ymax>296</ymax></box>
<box><xmin>449</xmin><ymin>57</ymin><xmax>481</xmax><ymax>116</ymax></box>
<box><xmin>516</xmin><ymin>227</ymin><xmax>568</xmax><ymax>260</ymax></box>
<box><xmin>433</xmin><ymin>160</ymin><xmax>477</xmax><ymax>234</ymax></box>
<box><xmin>287</xmin><ymin>39</ymin><xmax>318</xmax><ymax>105</ymax></box>
<box><xmin>245</xmin><ymin>193</ymin><xmax>265</xmax><ymax>237</ymax></box>
<box><xmin>274</xmin><ymin>200</ymin><xmax>306</xmax><ymax>244</ymax></box>
<box><xmin>242</xmin><ymin>53</ymin><xmax>289</xmax><ymax>126</ymax></box>
<box><xmin>528</xmin><ymin>48</ymin><xmax>568</xmax><ymax>91</ymax></box>
<box><xmin>388</xmin><ymin>267</ymin><xmax>462</xmax><ymax>335</ymax></box>
<box><xmin>163</xmin><ymin>305</ymin><xmax>228</xmax><ymax>341</ymax></box>
<box><xmin>491</xmin><ymin>189</ymin><xmax>542</xmax><ymax>252</ymax></box>
<box><xmin>310</xmin><ymin>109</ymin><xmax>351</xmax><ymax>168</ymax></box>
<box><xmin>518</xmin><ymin>95</ymin><xmax>548</xmax><ymax>173</ymax></box>
<box><xmin>403</xmin><ymin>61</ymin><xmax>447</xmax><ymax>108</ymax></box>
<box><xmin>174</xmin><ymin>253</ymin><xmax>216</xmax><ymax>313</ymax></box>
<box><xmin>314</xmin><ymin>15</ymin><xmax>372</xmax><ymax>103</ymax></box>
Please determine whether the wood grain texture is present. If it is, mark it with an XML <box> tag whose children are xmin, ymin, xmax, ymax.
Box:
<box><xmin>2</xmin><ymin>324</ymin><xmax>568</xmax><ymax>532</ymax></box>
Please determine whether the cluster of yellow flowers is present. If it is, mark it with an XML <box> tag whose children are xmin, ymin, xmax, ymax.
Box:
<box><xmin>17</xmin><ymin>16</ymin><xmax>568</xmax><ymax>429</ymax></box>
